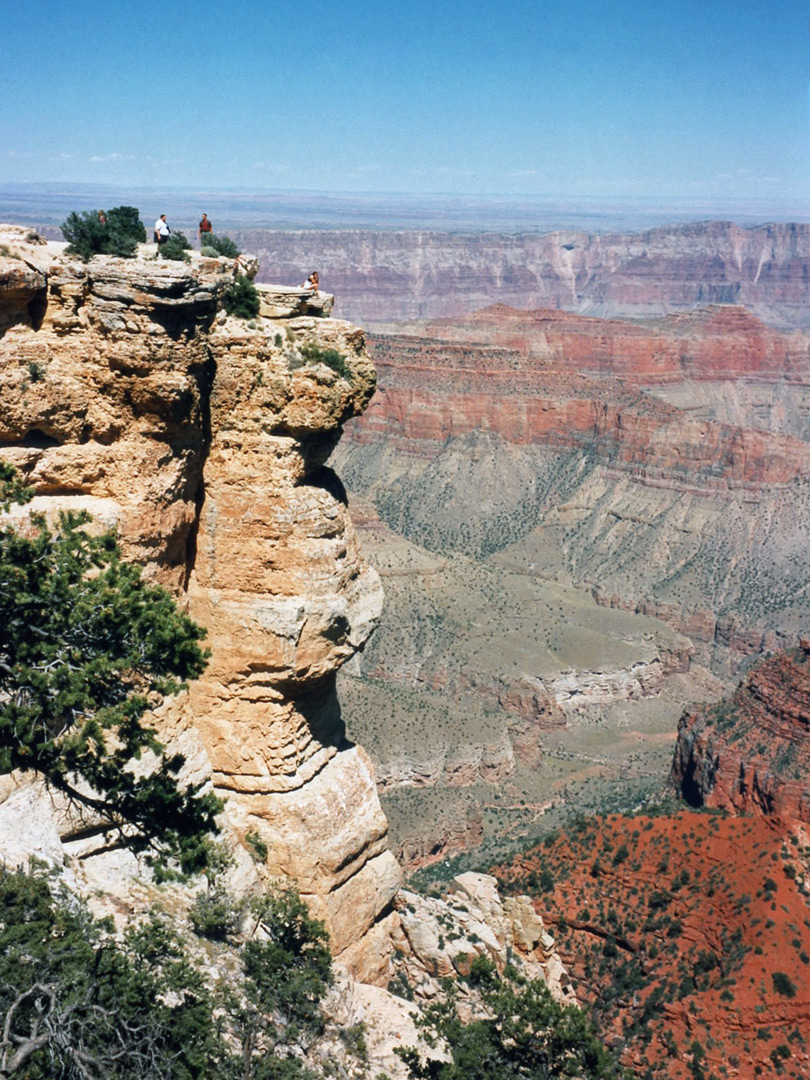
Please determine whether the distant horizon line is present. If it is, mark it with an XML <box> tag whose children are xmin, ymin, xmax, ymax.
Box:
<box><xmin>5</xmin><ymin>181</ymin><xmax>810</xmax><ymax>237</ymax></box>
<box><xmin>2</xmin><ymin>179</ymin><xmax>810</xmax><ymax>211</ymax></box>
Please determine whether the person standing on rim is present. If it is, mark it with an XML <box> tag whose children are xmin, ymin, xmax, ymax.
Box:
<box><xmin>198</xmin><ymin>213</ymin><xmax>212</xmax><ymax>245</ymax></box>
<box><xmin>154</xmin><ymin>214</ymin><xmax>170</xmax><ymax>253</ymax></box>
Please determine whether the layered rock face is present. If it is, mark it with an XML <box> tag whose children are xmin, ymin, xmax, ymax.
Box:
<box><xmin>360</xmin><ymin>333</ymin><xmax>810</xmax><ymax>487</ymax></box>
<box><xmin>0</xmin><ymin>225</ymin><xmax>399</xmax><ymax>980</ymax></box>
<box><xmin>673</xmin><ymin>641</ymin><xmax>810</xmax><ymax>825</ymax></box>
<box><xmin>335</xmin><ymin>305</ymin><xmax>810</xmax><ymax>675</ymax></box>
<box><xmin>425</xmin><ymin>303</ymin><xmax>810</xmax><ymax>384</ymax></box>
<box><xmin>238</xmin><ymin>220</ymin><xmax>810</xmax><ymax>326</ymax></box>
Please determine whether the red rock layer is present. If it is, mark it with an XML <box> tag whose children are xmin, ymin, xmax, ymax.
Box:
<box><xmin>354</xmin><ymin>334</ymin><xmax>810</xmax><ymax>492</ymax></box>
<box><xmin>672</xmin><ymin>642</ymin><xmax>810</xmax><ymax>825</ymax></box>
<box><xmin>425</xmin><ymin>304</ymin><xmax>810</xmax><ymax>383</ymax></box>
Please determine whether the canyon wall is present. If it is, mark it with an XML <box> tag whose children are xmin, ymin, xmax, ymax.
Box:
<box><xmin>238</xmin><ymin>220</ymin><xmax>810</xmax><ymax>326</ymax></box>
<box><xmin>335</xmin><ymin>297</ymin><xmax>810</xmax><ymax>671</ymax></box>
<box><xmin>673</xmin><ymin>641</ymin><xmax>810</xmax><ymax>825</ymax></box>
<box><xmin>0</xmin><ymin>225</ymin><xmax>399</xmax><ymax>981</ymax></box>
<box><xmin>425</xmin><ymin>303</ymin><xmax>810</xmax><ymax>384</ymax></box>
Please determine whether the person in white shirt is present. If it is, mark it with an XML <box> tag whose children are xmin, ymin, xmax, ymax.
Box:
<box><xmin>154</xmin><ymin>215</ymin><xmax>170</xmax><ymax>252</ymax></box>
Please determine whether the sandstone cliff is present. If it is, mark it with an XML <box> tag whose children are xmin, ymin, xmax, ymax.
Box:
<box><xmin>0</xmin><ymin>224</ymin><xmax>398</xmax><ymax>980</ymax></box>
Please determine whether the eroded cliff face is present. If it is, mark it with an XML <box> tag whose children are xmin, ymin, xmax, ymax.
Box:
<box><xmin>0</xmin><ymin>224</ymin><xmax>399</xmax><ymax>980</ymax></box>
<box><xmin>425</xmin><ymin>303</ymin><xmax>810</xmax><ymax>384</ymax></box>
<box><xmin>672</xmin><ymin>640</ymin><xmax>810</xmax><ymax>825</ymax></box>
<box><xmin>237</xmin><ymin>220</ymin><xmax>810</xmax><ymax>327</ymax></box>
<box><xmin>335</xmin><ymin>310</ymin><xmax>810</xmax><ymax>676</ymax></box>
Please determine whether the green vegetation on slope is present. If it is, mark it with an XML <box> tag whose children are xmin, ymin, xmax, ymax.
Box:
<box><xmin>398</xmin><ymin>955</ymin><xmax>627</xmax><ymax>1080</ymax></box>
<box><xmin>0</xmin><ymin>868</ymin><xmax>334</xmax><ymax>1080</ymax></box>
<box><xmin>495</xmin><ymin>809</ymin><xmax>810</xmax><ymax>1080</ymax></box>
<box><xmin>222</xmin><ymin>273</ymin><xmax>260</xmax><ymax>319</ymax></box>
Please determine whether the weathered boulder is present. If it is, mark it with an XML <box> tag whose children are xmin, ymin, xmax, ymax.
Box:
<box><xmin>391</xmin><ymin>872</ymin><xmax>574</xmax><ymax>1004</ymax></box>
<box><xmin>256</xmin><ymin>283</ymin><xmax>335</xmax><ymax>318</ymax></box>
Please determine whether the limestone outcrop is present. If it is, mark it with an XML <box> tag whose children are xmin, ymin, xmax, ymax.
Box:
<box><xmin>391</xmin><ymin>872</ymin><xmax>574</xmax><ymax>1005</ymax></box>
<box><xmin>0</xmin><ymin>228</ymin><xmax>399</xmax><ymax>980</ymax></box>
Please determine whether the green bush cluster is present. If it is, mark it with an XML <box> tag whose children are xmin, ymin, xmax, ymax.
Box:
<box><xmin>771</xmin><ymin>971</ymin><xmax>798</xmax><ymax>998</ymax></box>
<box><xmin>222</xmin><ymin>274</ymin><xmax>260</xmax><ymax>319</ymax></box>
<box><xmin>61</xmin><ymin>205</ymin><xmax>147</xmax><ymax>260</ymax></box>
<box><xmin>201</xmin><ymin>233</ymin><xmax>240</xmax><ymax>258</ymax></box>
<box><xmin>160</xmin><ymin>230</ymin><xmax>192</xmax><ymax>261</ymax></box>
<box><xmin>190</xmin><ymin>888</ymin><xmax>243</xmax><ymax>941</ymax></box>
<box><xmin>299</xmin><ymin>341</ymin><xmax>351</xmax><ymax>381</ymax></box>
<box><xmin>397</xmin><ymin>956</ymin><xmax>625</xmax><ymax>1080</ymax></box>
<box><xmin>0</xmin><ymin>869</ymin><xmax>335</xmax><ymax>1080</ymax></box>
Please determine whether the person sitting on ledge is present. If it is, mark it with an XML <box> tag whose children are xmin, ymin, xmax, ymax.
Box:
<box><xmin>303</xmin><ymin>270</ymin><xmax>319</xmax><ymax>292</ymax></box>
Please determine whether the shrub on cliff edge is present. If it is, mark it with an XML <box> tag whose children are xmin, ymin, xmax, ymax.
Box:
<box><xmin>222</xmin><ymin>273</ymin><xmax>260</xmax><ymax>319</ymax></box>
<box><xmin>202</xmin><ymin>233</ymin><xmax>240</xmax><ymax>258</ymax></box>
<box><xmin>160</xmin><ymin>230</ymin><xmax>192</xmax><ymax>262</ymax></box>
<box><xmin>299</xmin><ymin>341</ymin><xmax>351</xmax><ymax>381</ymax></box>
<box><xmin>61</xmin><ymin>205</ymin><xmax>146</xmax><ymax>260</ymax></box>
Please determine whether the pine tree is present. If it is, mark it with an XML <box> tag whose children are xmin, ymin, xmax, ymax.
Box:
<box><xmin>0</xmin><ymin>463</ymin><xmax>220</xmax><ymax>873</ymax></box>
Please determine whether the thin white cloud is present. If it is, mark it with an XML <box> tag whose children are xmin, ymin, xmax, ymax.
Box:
<box><xmin>89</xmin><ymin>153</ymin><xmax>136</xmax><ymax>163</ymax></box>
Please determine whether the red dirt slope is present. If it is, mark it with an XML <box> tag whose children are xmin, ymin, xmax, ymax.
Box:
<box><xmin>498</xmin><ymin>810</ymin><xmax>810</xmax><ymax>1079</ymax></box>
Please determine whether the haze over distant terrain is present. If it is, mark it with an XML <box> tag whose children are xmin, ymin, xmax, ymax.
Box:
<box><xmin>5</xmin><ymin>182</ymin><xmax>810</xmax><ymax>236</ymax></box>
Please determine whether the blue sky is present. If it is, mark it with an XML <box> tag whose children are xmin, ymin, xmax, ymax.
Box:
<box><xmin>2</xmin><ymin>0</ymin><xmax>809</xmax><ymax>203</ymax></box>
